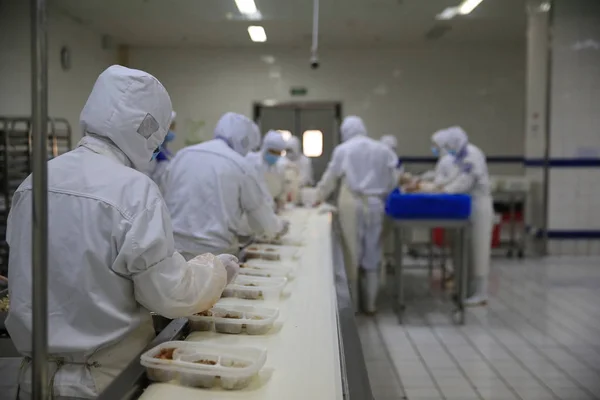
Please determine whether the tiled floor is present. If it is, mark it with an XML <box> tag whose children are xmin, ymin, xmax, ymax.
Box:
<box><xmin>357</xmin><ymin>257</ymin><xmax>600</xmax><ymax>400</ymax></box>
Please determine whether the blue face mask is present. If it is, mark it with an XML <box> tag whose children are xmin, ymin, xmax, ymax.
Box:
<box><xmin>264</xmin><ymin>152</ymin><xmax>280</xmax><ymax>166</ymax></box>
<box><xmin>447</xmin><ymin>149</ymin><xmax>457</xmax><ymax>156</ymax></box>
<box><xmin>431</xmin><ymin>146</ymin><xmax>439</xmax><ymax>157</ymax></box>
<box><xmin>151</xmin><ymin>145</ymin><xmax>163</xmax><ymax>161</ymax></box>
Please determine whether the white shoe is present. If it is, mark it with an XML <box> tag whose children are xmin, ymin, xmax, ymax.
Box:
<box><xmin>361</xmin><ymin>270</ymin><xmax>379</xmax><ymax>314</ymax></box>
<box><xmin>465</xmin><ymin>294</ymin><xmax>488</xmax><ymax>307</ymax></box>
<box><xmin>465</xmin><ymin>276</ymin><xmax>488</xmax><ymax>306</ymax></box>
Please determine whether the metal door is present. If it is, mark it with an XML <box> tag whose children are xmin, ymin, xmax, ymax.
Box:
<box><xmin>254</xmin><ymin>102</ymin><xmax>341</xmax><ymax>183</ymax></box>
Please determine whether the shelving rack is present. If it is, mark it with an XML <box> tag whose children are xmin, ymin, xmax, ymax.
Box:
<box><xmin>0</xmin><ymin>117</ymin><xmax>71</xmax><ymax>275</ymax></box>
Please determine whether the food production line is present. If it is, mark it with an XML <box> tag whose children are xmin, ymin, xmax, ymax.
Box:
<box><xmin>1</xmin><ymin>208</ymin><xmax>374</xmax><ymax>400</ymax></box>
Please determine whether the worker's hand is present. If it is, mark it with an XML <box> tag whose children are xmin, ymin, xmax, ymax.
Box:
<box><xmin>217</xmin><ymin>254</ymin><xmax>240</xmax><ymax>284</ymax></box>
<box><xmin>277</xmin><ymin>219</ymin><xmax>290</xmax><ymax>238</ymax></box>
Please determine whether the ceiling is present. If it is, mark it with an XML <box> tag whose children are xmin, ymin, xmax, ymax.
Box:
<box><xmin>52</xmin><ymin>0</ymin><xmax>527</xmax><ymax>48</ymax></box>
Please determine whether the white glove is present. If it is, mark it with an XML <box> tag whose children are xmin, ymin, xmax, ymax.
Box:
<box><xmin>217</xmin><ymin>254</ymin><xmax>240</xmax><ymax>284</ymax></box>
<box><xmin>277</xmin><ymin>219</ymin><xmax>290</xmax><ymax>238</ymax></box>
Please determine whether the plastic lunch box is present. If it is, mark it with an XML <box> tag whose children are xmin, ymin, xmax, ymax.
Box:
<box><xmin>238</xmin><ymin>260</ymin><xmax>295</xmax><ymax>280</ymax></box>
<box><xmin>243</xmin><ymin>244</ymin><xmax>301</xmax><ymax>261</ymax></box>
<box><xmin>254</xmin><ymin>235</ymin><xmax>304</xmax><ymax>247</ymax></box>
<box><xmin>189</xmin><ymin>304</ymin><xmax>279</xmax><ymax>335</ymax></box>
<box><xmin>222</xmin><ymin>275</ymin><xmax>287</xmax><ymax>301</ymax></box>
<box><xmin>140</xmin><ymin>341</ymin><xmax>267</xmax><ymax>390</ymax></box>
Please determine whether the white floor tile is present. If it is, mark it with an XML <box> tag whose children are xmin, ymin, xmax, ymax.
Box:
<box><xmin>359</xmin><ymin>257</ymin><xmax>600</xmax><ymax>400</ymax></box>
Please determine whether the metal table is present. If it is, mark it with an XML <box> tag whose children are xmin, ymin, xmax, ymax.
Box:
<box><xmin>392</xmin><ymin>219</ymin><xmax>471</xmax><ymax>325</ymax></box>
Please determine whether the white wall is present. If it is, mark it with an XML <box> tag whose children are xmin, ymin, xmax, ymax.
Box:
<box><xmin>0</xmin><ymin>0</ymin><xmax>116</xmax><ymax>141</ymax></box>
<box><xmin>130</xmin><ymin>44</ymin><xmax>526</xmax><ymax>175</ymax></box>
<box><xmin>546</xmin><ymin>0</ymin><xmax>600</xmax><ymax>255</ymax></box>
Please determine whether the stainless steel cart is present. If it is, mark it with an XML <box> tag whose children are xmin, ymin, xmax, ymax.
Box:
<box><xmin>392</xmin><ymin>219</ymin><xmax>471</xmax><ymax>325</ymax></box>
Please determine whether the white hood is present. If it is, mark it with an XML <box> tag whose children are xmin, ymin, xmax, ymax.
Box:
<box><xmin>80</xmin><ymin>65</ymin><xmax>172</xmax><ymax>171</ymax></box>
<box><xmin>439</xmin><ymin>126</ymin><xmax>469</xmax><ymax>153</ymax></box>
<box><xmin>261</xmin><ymin>130</ymin><xmax>286</xmax><ymax>152</ymax></box>
<box><xmin>213</xmin><ymin>112</ymin><xmax>259</xmax><ymax>156</ymax></box>
<box><xmin>341</xmin><ymin>116</ymin><xmax>367</xmax><ymax>142</ymax></box>
<box><xmin>286</xmin><ymin>136</ymin><xmax>301</xmax><ymax>160</ymax></box>
<box><xmin>380</xmin><ymin>135</ymin><xmax>397</xmax><ymax>150</ymax></box>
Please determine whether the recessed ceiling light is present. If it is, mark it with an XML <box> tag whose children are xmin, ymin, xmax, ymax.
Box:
<box><xmin>436</xmin><ymin>6</ymin><xmax>459</xmax><ymax>20</ymax></box>
<box><xmin>458</xmin><ymin>0</ymin><xmax>484</xmax><ymax>15</ymax></box>
<box><xmin>248</xmin><ymin>26</ymin><xmax>267</xmax><ymax>43</ymax></box>
<box><xmin>235</xmin><ymin>0</ymin><xmax>257</xmax><ymax>14</ymax></box>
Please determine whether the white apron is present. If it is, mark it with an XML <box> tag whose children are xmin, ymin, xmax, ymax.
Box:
<box><xmin>336</xmin><ymin>180</ymin><xmax>385</xmax><ymax>309</ymax></box>
<box><xmin>15</xmin><ymin>317</ymin><xmax>155</xmax><ymax>399</ymax></box>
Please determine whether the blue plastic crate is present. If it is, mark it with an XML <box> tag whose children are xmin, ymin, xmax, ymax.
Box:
<box><xmin>385</xmin><ymin>189</ymin><xmax>471</xmax><ymax>220</ymax></box>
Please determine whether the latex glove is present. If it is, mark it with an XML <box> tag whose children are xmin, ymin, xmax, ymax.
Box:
<box><xmin>277</xmin><ymin>219</ymin><xmax>290</xmax><ymax>238</ymax></box>
<box><xmin>318</xmin><ymin>203</ymin><xmax>338</xmax><ymax>214</ymax></box>
<box><xmin>217</xmin><ymin>254</ymin><xmax>240</xmax><ymax>284</ymax></box>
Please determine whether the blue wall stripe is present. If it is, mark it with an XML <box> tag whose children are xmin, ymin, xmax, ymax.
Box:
<box><xmin>399</xmin><ymin>156</ymin><xmax>600</xmax><ymax>167</ymax></box>
<box><xmin>541</xmin><ymin>230</ymin><xmax>600</xmax><ymax>239</ymax></box>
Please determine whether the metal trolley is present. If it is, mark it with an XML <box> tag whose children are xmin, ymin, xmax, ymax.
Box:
<box><xmin>391</xmin><ymin>219</ymin><xmax>471</xmax><ymax>325</ymax></box>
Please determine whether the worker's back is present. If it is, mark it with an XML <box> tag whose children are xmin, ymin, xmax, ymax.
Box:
<box><xmin>336</xmin><ymin>136</ymin><xmax>397</xmax><ymax>196</ymax></box>
<box><xmin>6</xmin><ymin>142</ymin><xmax>159</xmax><ymax>396</ymax></box>
<box><xmin>165</xmin><ymin>139</ymin><xmax>255</xmax><ymax>255</ymax></box>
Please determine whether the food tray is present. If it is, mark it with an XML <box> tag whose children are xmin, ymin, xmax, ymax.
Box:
<box><xmin>140</xmin><ymin>341</ymin><xmax>267</xmax><ymax>390</ymax></box>
<box><xmin>189</xmin><ymin>304</ymin><xmax>279</xmax><ymax>335</ymax></box>
<box><xmin>254</xmin><ymin>235</ymin><xmax>304</xmax><ymax>247</ymax></box>
<box><xmin>243</xmin><ymin>244</ymin><xmax>301</xmax><ymax>261</ymax></box>
<box><xmin>222</xmin><ymin>275</ymin><xmax>287</xmax><ymax>301</ymax></box>
<box><xmin>239</xmin><ymin>261</ymin><xmax>295</xmax><ymax>279</ymax></box>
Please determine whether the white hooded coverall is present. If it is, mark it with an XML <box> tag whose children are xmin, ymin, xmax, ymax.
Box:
<box><xmin>246</xmin><ymin>130</ymin><xmax>287</xmax><ymax>207</ymax></box>
<box><xmin>5</xmin><ymin>66</ymin><xmax>230</xmax><ymax>399</ymax></box>
<box><xmin>423</xmin><ymin>129</ymin><xmax>459</xmax><ymax>186</ymax></box>
<box><xmin>279</xmin><ymin>136</ymin><xmax>314</xmax><ymax>204</ymax></box>
<box><xmin>164</xmin><ymin>113</ymin><xmax>284</xmax><ymax>258</ymax></box>
<box><xmin>316</xmin><ymin>116</ymin><xmax>397</xmax><ymax>312</ymax></box>
<box><xmin>437</xmin><ymin>127</ymin><xmax>493</xmax><ymax>303</ymax></box>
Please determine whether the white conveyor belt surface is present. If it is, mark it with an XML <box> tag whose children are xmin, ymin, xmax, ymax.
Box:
<box><xmin>139</xmin><ymin>208</ymin><xmax>344</xmax><ymax>400</ymax></box>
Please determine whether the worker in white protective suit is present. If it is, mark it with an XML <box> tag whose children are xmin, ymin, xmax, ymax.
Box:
<box><xmin>316</xmin><ymin>116</ymin><xmax>397</xmax><ymax>315</ymax></box>
<box><xmin>419</xmin><ymin>129</ymin><xmax>457</xmax><ymax>186</ymax></box>
<box><xmin>246</xmin><ymin>130</ymin><xmax>287</xmax><ymax>209</ymax></box>
<box><xmin>279</xmin><ymin>136</ymin><xmax>314</xmax><ymax>204</ymax></box>
<box><xmin>164</xmin><ymin>113</ymin><xmax>288</xmax><ymax>258</ymax></box>
<box><xmin>380</xmin><ymin>135</ymin><xmax>404</xmax><ymax>175</ymax></box>
<box><xmin>4</xmin><ymin>66</ymin><xmax>240</xmax><ymax>399</ymax></box>
<box><xmin>436</xmin><ymin>126</ymin><xmax>493</xmax><ymax>306</ymax></box>
<box><xmin>148</xmin><ymin>110</ymin><xmax>177</xmax><ymax>194</ymax></box>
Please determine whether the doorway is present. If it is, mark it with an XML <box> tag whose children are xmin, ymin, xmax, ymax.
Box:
<box><xmin>253</xmin><ymin>102</ymin><xmax>342</xmax><ymax>183</ymax></box>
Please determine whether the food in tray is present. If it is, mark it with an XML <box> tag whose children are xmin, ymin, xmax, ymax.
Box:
<box><xmin>141</xmin><ymin>341</ymin><xmax>267</xmax><ymax>390</ymax></box>
<box><xmin>244</xmin><ymin>283</ymin><xmax>258</xmax><ymax>287</ymax></box>
<box><xmin>154</xmin><ymin>347</ymin><xmax>176</xmax><ymax>360</ymax></box>
<box><xmin>195</xmin><ymin>310</ymin><xmax>213</xmax><ymax>317</ymax></box>
<box><xmin>194</xmin><ymin>359</ymin><xmax>217</xmax><ymax>365</ymax></box>
<box><xmin>223</xmin><ymin>314</ymin><xmax>242</xmax><ymax>319</ymax></box>
<box><xmin>0</xmin><ymin>295</ymin><xmax>9</xmax><ymax>312</ymax></box>
<box><xmin>247</xmin><ymin>246</ymin><xmax>259</xmax><ymax>251</ymax></box>
<box><xmin>265</xmin><ymin>248</ymin><xmax>276</xmax><ymax>252</ymax></box>
<box><xmin>250</xmin><ymin>315</ymin><xmax>264</xmax><ymax>320</ymax></box>
<box><xmin>222</xmin><ymin>360</ymin><xmax>249</xmax><ymax>368</ymax></box>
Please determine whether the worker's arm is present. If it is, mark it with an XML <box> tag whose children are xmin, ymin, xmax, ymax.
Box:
<box><xmin>241</xmin><ymin>169</ymin><xmax>285</xmax><ymax>238</ymax></box>
<box><xmin>115</xmin><ymin>200</ymin><xmax>228</xmax><ymax>319</ymax></box>
<box><xmin>442</xmin><ymin>162</ymin><xmax>477</xmax><ymax>194</ymax></box>
<box><xmin>316</xmin><ymin>146</ymin><xmax>344</xmax><ymax>201</ymax></box>
<box><xmin>420</xmin><ymin>170</ymin><xmax>436</xmax><ymax>182</ymax></box>
<box><xmin>304</xmin><ymin>157</ymin><xmax>314</xmax><ymax>186</ymax></box>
